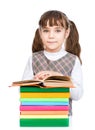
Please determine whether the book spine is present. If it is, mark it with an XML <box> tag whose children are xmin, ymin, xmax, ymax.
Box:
<box><xmin>20</xmin><ymin>118</ymin><xmax>69</xmax><ymax>127</ymax></box>
<box><xmin>20</xmin><ymin>87</ymin><xmax>69</xmax><ymax>92</ymax></box>
<box><xmin>20</xmin><ymin>92</ymin><xmax>70</xmax><ymax>98</ymax></box>
<box><xmin>20</xmin><ymin>105</ymin><xmax>69</xmax><ymax>111</ymax></box>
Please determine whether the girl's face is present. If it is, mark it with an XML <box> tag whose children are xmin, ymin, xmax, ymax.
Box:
<box><xmin>39</xmin><ymin>22</ymin><xmax>70</xmax><ymax>52</ymax></box>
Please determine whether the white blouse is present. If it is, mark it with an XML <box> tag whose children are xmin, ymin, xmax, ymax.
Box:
<box><xmin>22</xmin><ymin>48</ymin><xmax>83</xmax><ymax>101</ymax></box>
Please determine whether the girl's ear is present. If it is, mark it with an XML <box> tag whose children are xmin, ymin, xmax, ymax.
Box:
<box><xmin>65</xmin><ymin>28</ymin><xmax>70</xmax><ymax>39</ymax></box>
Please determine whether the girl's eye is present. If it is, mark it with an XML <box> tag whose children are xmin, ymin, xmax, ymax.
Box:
<box><xmin>43</xmin><ymin>30</ymin><xmax>49</xmax><ymax>32</ymax></box>
<box><xmin>55</xmin><ymin>29</ymin><xmax>61</xmax><ymax>32</ymax></box>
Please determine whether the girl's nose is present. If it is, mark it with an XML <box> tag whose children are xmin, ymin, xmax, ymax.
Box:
<box><xmin>48</xmin><ymin>31</ymin><xmax>54</xmax><ymax>38</ymax></box>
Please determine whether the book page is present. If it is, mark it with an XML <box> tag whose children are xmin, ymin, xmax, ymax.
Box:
<box><xmin>45</xmin><ymin>76</ymin><xmax>71</xmax><ymax>81</ymax></box>
<box><xmin>44</xmin><ymin>80</ymin><xmax>74</xmax><ymax>88</ymax></box>
<box><xmin>12</xmin><ymin>80</ymin><xmax>42</xmax><ymax>87</ymax></box>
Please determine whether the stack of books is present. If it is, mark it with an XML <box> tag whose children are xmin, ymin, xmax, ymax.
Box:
<box><xmin>11</xmin><ymin>75</ymin><xmax>74</xmax><ymax>127</ymax></box>
<box><xmin>20</xmin><ymin>86</ymin><xmax>70</xmax><ymax>127</ymax></box>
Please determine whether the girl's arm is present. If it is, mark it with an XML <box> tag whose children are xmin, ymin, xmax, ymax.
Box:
<box><xmin>22</xmin><ymin>56</ymin><xmax>33</xmax><ymax>80</ymax></box>
<box><xmin>70</xmin><ymin>56</ymin><xmax>83</xmax><ymax>100</ymax></box>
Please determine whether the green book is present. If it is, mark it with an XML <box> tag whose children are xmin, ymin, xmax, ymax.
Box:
<box><xmin>20</xmin><ymin>118</ymin><xmax>69</xmax><ymax>127</ymax></box>
<box><xmin>20</xmin><ymin>86</ymin><xmax>69</xmax><ymax>93</ymax></box>
<box><xmin>20</xmin><ymin>98</ymin><xmax>69</xmax><ymax>102</ymax></box>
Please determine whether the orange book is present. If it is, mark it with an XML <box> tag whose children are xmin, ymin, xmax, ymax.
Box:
<box><xmin>20</xmin><ymin>110</ymin><xmax>69</xmax><ymax>115</ymax></box>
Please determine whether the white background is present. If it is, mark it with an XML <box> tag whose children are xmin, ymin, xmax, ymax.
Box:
<box><xmin>0</xmin><ymin>0</ymin><xmax>95</xmax><ymax>130</ymax></box>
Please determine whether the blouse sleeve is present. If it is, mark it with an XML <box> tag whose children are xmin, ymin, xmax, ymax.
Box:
<box><xmin>22</xmin><ymin>56</ymin><xmax>34</xmax><ymax>80</ymax></box>
<box><xmin>70</xmin><ymin>56</ymin><xmax>83</xmax><ymax>100</ymax></box>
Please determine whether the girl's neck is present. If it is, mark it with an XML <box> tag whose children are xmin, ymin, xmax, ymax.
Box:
<box><xmin>44</xmin><ymin>47</ymin><xmax>67</xmax><ymax>61</ymax></box>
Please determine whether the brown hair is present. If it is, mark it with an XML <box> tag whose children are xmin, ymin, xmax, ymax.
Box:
<box><xmin>66</xmin><ymin>20</ymin><xmax>82</xmax><ymax>64</ymax></box>
<box><xmin>32</xmin><ymin>10</ymin><xmax>82</xmax><ymax>64</ymax></box>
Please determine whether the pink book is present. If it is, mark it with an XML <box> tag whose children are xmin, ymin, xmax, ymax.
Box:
<box><xmin>20</xmin><ymin>105</ymin><xmax>69</xmax><ymax>111</ymax></box>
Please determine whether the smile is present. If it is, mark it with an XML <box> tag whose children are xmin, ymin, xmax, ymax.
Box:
<box><xmin>47</xmin><ymin>41</ymin><xmax>57</xmax><ymax>43</ymax></box>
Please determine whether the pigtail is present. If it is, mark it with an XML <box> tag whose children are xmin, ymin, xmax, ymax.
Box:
<box><xmin>32</xmin><ymin>28</ymin><xmax>44</xmax><ymax>53</ymax></box>
<box><xmin>66</xmin><ymin>21</ymin><xmax>82</xmax><ymax>64</ymax></box>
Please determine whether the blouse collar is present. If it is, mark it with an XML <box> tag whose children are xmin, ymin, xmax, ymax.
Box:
<box><xmin>44</xmin><ymin>46</ymin><xmax>67</xmax><ymax>61</ymax></box>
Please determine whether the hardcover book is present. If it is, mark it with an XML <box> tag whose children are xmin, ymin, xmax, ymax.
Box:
<box><xmin>11</xmin><ymin>75</ymin><xmax>74</xmax><ymax>88</ymax></box>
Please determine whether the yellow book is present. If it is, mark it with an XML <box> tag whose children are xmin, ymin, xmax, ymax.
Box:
<box><xmin>20</xmin><ymin>92</ymin><xmax>70</xmax><ymax>98</ymax></box>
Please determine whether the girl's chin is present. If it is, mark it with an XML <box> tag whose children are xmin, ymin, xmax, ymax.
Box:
<box><xmin>45</xmin><ymin>48</ymin><xmax>61</xmax><ymax>52</ymax></box>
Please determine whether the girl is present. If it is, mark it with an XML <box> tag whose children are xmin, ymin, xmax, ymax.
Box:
<box><xmin>22</xmin><ymin>10</ymin><xmax>83</xmax><ymax>117</ymax></box>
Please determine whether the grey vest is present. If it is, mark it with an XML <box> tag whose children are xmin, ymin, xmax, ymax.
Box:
<box><xmin>32</xmin><ymin>51</ymin><xmax>76</xmax><ymax>115</ymax></box>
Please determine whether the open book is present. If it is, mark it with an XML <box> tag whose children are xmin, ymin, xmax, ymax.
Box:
<box><xmin>10</xmin><ymin>76</ymin><xmax>74</xmax><ymax>88</ymax></box>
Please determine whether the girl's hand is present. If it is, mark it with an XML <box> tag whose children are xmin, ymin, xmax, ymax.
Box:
<box><xmin>34</xmin><ymin>71</ymin><xmax>63</xmax><ymax>80</ymax></box>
